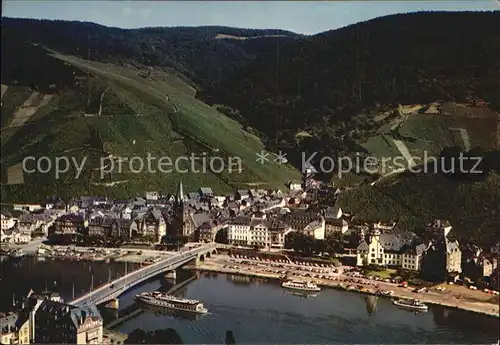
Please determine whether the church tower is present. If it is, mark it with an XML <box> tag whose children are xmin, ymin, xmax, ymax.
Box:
<box><xmin>175</xmin><ymin>180</ymin><xmax>184</xmax><ymax>205</ymax></box>
<box><xmin>172</xmin><ymin>181</ymin><xmax>192</xmax><ymax>237</ymax></box>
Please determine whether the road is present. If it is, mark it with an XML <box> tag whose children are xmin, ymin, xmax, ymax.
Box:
<box><xmin>8</xmin><ymin>237</ymin><xmax>46</xmax><ymax>255</ymax></box>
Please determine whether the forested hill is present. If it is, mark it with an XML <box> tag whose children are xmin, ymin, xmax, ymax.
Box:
<box><xmin>1</xmin><ymin>17</ymin><xmax>301</xmax><ymax>84</ymax></box>
<box><xmin>200</xmin><ymin>11</ymin><xmax>500</xmax><ymax>149</ymax></box>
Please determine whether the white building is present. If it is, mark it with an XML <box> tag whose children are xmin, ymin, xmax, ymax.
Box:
<box><xmin>303</xmin><ymin>219</ymin><xmax>326</xmax><ymax>240</ymax></box>
<box><xmin>1</xmin><ymin>210</ymin><xmax>16</xmax><ymax>230</ymax></box>
<box><xmin>121</xmin><ymin>206</ymin><xmax>132</xmax><ymax>220</ymax></box>
<box><xmin>13</xmin><ymin>204</ymin><xmax>43</xmax><ymax>212</ymax></box>
<box><xmin>227</xmin><ymin>211</ymin><xmax>291</xmax><ymax>248</ymax></box>
<box><xmin>145</xmin><ymin>191</ymin><xmax>159</xmax><ymax>201</ymax></box>
<box><xmin>248</xmin><ymin>212</ymin><xmax>270</xmax><ymax>248</ymax></box>
<box><xmin>227</xmin><ymin>216</ymin><xmax>251</xmax><ymax>246</ymax></box>
<box><xmin>356</xmin><ymin>228</ymin><xmax>426</xmax><ymax>271</ymax></box>
<box><xmin>288</xmin><ymin>181</ymin><xmax>302</xmax><ymax>191</ymax></box>
<box><xmin>1</xmin><ymin>229</ymin><xmax>31</xmax><ymax>243</ymax></box>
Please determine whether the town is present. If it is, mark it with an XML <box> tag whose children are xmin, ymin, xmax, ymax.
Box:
<box><xmin>1</xmin><ymin>171</ymin><xmax>499</xmax><ymax>344</ymax></box>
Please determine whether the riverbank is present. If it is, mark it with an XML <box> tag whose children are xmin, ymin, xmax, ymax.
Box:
<box><xmin>103</xmin><ymin>329</ymin><xmax>128</xmax><ymax>345</ymax></box>
<box><xmin>10</xmin><ymin>243</ymin><xmax>173</xmax><ymax>264</ymax></box>
<box><xmin>186</xmin><ymin>259</ymin><xmax>499</xmax><ymax>318</ymax></box>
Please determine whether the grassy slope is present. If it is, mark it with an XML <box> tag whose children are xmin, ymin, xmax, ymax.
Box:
<box><xmin>1</xmin><ymin>51</ymin><xmax>300</xmax><ymax>202</ymax></box>
<box><xmin>359</xmin><ymin>105</ymin><xmax>498</xmax><ymax>174</ymax></box>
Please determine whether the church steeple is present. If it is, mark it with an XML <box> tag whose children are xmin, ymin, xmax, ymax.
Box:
<box><xmin>176</xmin><ymin>180</ymin><xmax>184</xmax><ymax>203</ymax></box>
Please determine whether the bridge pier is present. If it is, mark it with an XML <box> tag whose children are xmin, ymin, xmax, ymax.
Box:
<box><xmin>165</xmin><ymin>270</ymin><xmax>177</xmax><ymax>280</ymax></box>
<box><xmin>105</xmin><ymin>298</ymin><xmax>120</xmax><ymax>310</ymax></box>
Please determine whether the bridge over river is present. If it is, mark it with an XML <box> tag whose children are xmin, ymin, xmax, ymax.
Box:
<box><xmin>70</xmin><ymin>244</ymin><xmax>217</xmax><ymax>307</ymax></box>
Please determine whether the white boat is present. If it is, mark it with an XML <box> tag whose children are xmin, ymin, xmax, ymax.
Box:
<box><xmin>281</xmin><ymin>280</ymin><xmax>321</xmax><ymax>292</ymax></box>
<box><xmin>136</xmin><ymin>292</ymin><xmax>208</xmax><ymax>314</ymax></box>
<box><xmin>392</xmin><ymin>298</ymin><xmax>428</xmax><ymax>312</ymax></box>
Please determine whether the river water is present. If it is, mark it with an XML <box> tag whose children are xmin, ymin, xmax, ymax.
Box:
<box><xmin>1</xmin><ymin>257</ymin><xmax>498</xmax><ymax>344</ymax></box>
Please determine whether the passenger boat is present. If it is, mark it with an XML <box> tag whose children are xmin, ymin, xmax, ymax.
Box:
<box><xmin>281</xmin><ymin>280</ymin><xmax>321</xmax><ymax>292</ymax></box>
<box><xmin>135</xmin><ymin>292</ymin><xmax>208</xmax><ymax>314</ymax></box>
<box><xmin>284</xmin><ymin>290</ymin><xmax>318</xmax><ymax>298</ymax></box>
<box><xmin>392</xmin><ymin>298</ymin><xmax>428</xmax><ymax>312</ymax></box>
<box><xmin>141</xmin><ymin>303</ymin><xmax>206</xmax><ymax>321</ymax></box>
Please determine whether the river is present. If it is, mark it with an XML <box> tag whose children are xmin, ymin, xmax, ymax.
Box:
<box><xmin>1</xmin><ymin>257</ymin><xmax>498</xmax><ymax>344</ymax></box>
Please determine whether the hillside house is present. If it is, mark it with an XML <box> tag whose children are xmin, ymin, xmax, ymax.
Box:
<box><xmin>198</xmin><ymin>187</ymin><xmax>214</xmax><ymax>198</ymax></box>
<box><xmin>1</xmin><ymin>210</ymin><xmax>15</xmax><ymax>230</ymax></box>
<box><xmin>145</xmin><ymin>191</ymin><xmax>159</xmax><ymax>200</ymax></box>
<box><xmin>323</xmin><ymin>206</ymin><xmax>343</xmax><ymax>220</ymax></box>
<box><xmin>235</xmin><ymin>189</ymin><xmax>250</xmax><ymax>201</ymax></box>
<box><xmin>13</xmin><ymin>204</ymin><xmax>43</xmax><ymax>212</ymax></box>
<box><xmin>325</xmin><ymin>218</ymin><xmax>349</xmax><ymax>236</ymax></box>
<box><xmin>425</xmin><ymin>219</ymin><xmax>452</xmax><ymax>239</ymax></box>
<box><xmin>303</xmin><ymin>219</ymin><xmax>326</xmax><ymax>240</ymax></box>
<box><xmin>373</xmin><ymin>221</ymin><xmax>397</xmax><ymax>231</ymax></box>
<box><xmin>287</xmin><ymin>181</ymin><xmax>302</xmax><ymax>191</ymax></box>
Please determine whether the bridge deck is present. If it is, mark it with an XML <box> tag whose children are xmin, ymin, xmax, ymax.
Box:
<box><xmin>70</xmin><ymin>244</ymin><xmax>216</xmax><ymax>306</ymax></box>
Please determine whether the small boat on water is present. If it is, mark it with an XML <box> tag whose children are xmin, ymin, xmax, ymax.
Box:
<box><xmin>136</xmin><ymin>291</ymin><xmax>208</xmax><ymax>314</ymax></box>
<box><xmin>281</xmin><ymin>280</ymin><xmax>321</xmax><ymax>292</ymax></box>
<box><xmin>392</xmin><ymin>298</ymin><xmax>428</xmax><ymax>312</ymax></box>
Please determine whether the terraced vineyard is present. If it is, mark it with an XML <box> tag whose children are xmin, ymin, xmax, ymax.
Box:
<box><xmin>1</xmin><ymin>48</ymin><xmax>300</xmax><ymax>202</ymax></box>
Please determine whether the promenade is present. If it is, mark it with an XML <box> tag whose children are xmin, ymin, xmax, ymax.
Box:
<box><xmin>189</xmin><ymin>254</ymin><xmax>500</xmax><ymax>318</ymax></box>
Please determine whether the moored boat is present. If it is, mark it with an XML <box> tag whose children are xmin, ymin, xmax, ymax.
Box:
<box><xmin>136</xmin><ymin>291</ymin><xmax>208</xmax><ymax>314</ymax></box>
<box><xmin>281</xmin><ymin>280</ymin><xmax>321</xmax><ymax>292</ymax></box>
<box><xmin>392</xmin><ymin>298</ymin><xmax>428</xmax><ymax>312</ymax></box>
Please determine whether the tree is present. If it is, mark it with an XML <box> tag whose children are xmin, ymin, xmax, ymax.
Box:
<box><xmin>125</xmin><ymin>328</ymin><xmax>183</xmax><ymax>344</ymax></box>
<box><xmin>324</xmin><ymin>233</ymin><xmax>344</xmax><ymax>254</ymax></box>
<box><xmin>225</xmin><ymin>330</ymin><xmax>236</xmax><ymax>345</ymax></box>
<box><xmin>215</xmin><ymin>228</ymin><xmax>228</xmax><ymax>244</ymax></box>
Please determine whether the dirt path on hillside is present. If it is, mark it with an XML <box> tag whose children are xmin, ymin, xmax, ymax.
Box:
<box><xmin>1</xmin><ymin>85</ymin><xmax>8</xmax><ymax>100</ymax></box>
<box><xmin>5</xmin><ymin>163</ymin><xmax>25</xmax><ymax>185</ymax></box>
<box><xmin>449</xmin><ymin>127</ymin><xmax>471</xmax><ymax>152</ymax></box>
<box><xmin>9</xmin><ymin>93</ymin><xmax>53</xmax><ymax>127</ymax></box>
<box><xmin>92</xmin><ymin>180</ymin><xmax>129</xmax><ymax>187</ymax></box>
<box><xmin>392</xmin><ymin>139</ymin><xmax>416</xmax><ymax>168</ymax></box>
